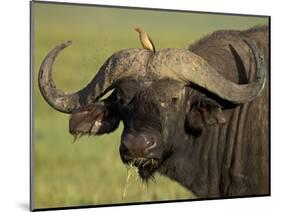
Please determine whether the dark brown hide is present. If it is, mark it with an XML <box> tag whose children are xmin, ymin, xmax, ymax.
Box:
<box><xmin>171</xmin><ymin>25</ymin><xmax>269</xmax><ymax>197</ymax></box>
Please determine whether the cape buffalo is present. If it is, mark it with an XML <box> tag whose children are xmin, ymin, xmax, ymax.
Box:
<box><xmin>38</xmin><ymin>25</ymin><xmax>269</xmax><ymax>198</ymax></box>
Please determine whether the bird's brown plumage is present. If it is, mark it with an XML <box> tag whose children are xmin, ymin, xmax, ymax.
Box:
<box><xmin>134</xmin><ymin>27</ymin><xmax>156</xmax><ymax>53</ymax></box>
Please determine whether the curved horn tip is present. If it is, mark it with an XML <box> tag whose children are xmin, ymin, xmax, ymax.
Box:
<box><xmin>242</xmin><ymin>38</ymin><xmax>263</xmax><ymax>55</ymax></box>
<box><xmin>62</xmin><ymin>40</ymin><xmax>72</xmax><ymax>48</ymax></box>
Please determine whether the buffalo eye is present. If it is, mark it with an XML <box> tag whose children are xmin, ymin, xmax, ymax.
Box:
<box><xmin>116</xmin><ymin>88</ymin><xmax>123</xmax><ymax>99</ymax></box>
<box><xmin>116</xmin><ymin>89</ymin><xmax>126</xmax><ymax>104</ymax></box>
<box><xmin>171</xmin><ymin>97</ymin><xmax>178</xmax><ymax>104</ymax></box>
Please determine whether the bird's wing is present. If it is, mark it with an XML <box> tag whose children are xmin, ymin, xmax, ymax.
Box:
<box><xmin>148</xmin><ymin>35</ymin><xmax>156</xmax><ymax>52</ymax></box>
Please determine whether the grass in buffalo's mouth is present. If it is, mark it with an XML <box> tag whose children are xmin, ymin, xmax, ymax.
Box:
<box><xmin>72</xmin><ymin>132</ymin><xmax>92</xmax><ymax>142</ymax></box>
<box><xmin>129</xmin><ymin>157</ymin><xmax>158</xmax><ymax>168</ymax></box>
<box><xmin>122</xmin><ymin>158</ymin><xmax>159</xmax><ymax>198</ymax></box>
<box><xmin>122</xmin><ymin>162</ymin><xmax>137</xmax><ymax>199</ymax></box>
<box><xmin>142</xmin><ymin>158</ymin><xmax>158</xmax><ymax>168</ymax></box>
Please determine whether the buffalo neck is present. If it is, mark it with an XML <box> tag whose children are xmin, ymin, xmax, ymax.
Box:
<box><xmin>158</xmin><ymin>121</ymin><xmax>230</xmax><ymax>198</ymax></box>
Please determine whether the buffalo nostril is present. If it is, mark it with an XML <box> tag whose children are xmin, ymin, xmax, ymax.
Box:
<box><xmin>121</xmin><ymin>133</ymin><xmax>158</xmax><ymax>157</ymax></box>
<box><xmin>146</xmin><ymin>139</ymin><xmax>157</xmax><ymax>151</ymax></box>
<box><xmin>141</xmin><ymin>134</ymin><xmax>157</xmax><ymax>152</ymax></box>
<box><xmin>140</xmin><ymin>135</ymin><xmax>153</xmax><ymax>146</ymax></box>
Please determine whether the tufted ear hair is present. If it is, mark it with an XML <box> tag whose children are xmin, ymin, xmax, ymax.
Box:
<box><xmin>69</xmin><ymin>103</ymin><xmax>120</xmax><ymax>137</ymax></box>
<box><xmin>69</xmin><ymin>91</ymin><xmax>120</xmax><ymax>138</ymax></box>
<box><xmin>185</xmin><ymin>92</ymin><xmax>226</xmax><ymax>136</ymax></box>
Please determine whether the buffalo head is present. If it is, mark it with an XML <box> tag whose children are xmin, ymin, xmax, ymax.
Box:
<box><xmin>38</xmin><ymin>39</ymin><xmax>266</xmax><ymax>181</ymax></box>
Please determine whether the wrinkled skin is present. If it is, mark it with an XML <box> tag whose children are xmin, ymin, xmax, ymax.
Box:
<box><xmin>42</xmin><ymin>25</ymin><xmax>269</xmax><ymax>198</ymax></box>
<box><xmin>184</xmin><ymin>25</ymin><xmax>269</xmax><ymax>197</ymax></box>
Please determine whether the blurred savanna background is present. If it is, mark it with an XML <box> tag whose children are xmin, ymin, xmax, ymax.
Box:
<box><xmin>32</xmin><ymin>1</ymin><xmax>268</xmax><ymax>209</ymax></box>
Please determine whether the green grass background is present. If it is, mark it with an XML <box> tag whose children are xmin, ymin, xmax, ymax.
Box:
<box><xmin>32</xmin><ymin>2</ymin><xmax>268</xmax><ymax>209</ymax></box>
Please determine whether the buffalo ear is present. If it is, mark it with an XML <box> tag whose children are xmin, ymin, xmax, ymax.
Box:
<box><xmin>69</xmin><ymin>102</ymin><xmax>120</xmax><ymax>137</ymax></box>
<box><xmin>185</xmin><ymin>96</ymin><xmax>226</xmax><ymax>136</ymax></box>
